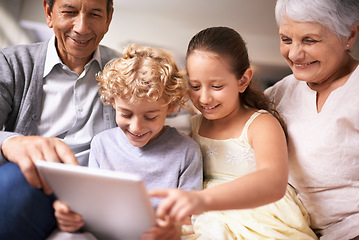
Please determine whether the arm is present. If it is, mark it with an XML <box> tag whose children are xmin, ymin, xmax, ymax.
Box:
<box><xmin>0</xmin><ymin>44</ymin><xmax>78</xmax><ymax>194</ymax></box>
<box><xmin>152</xmin><ymin>113</ymin><xmax>288</xmax><ymax>222</ymax></box>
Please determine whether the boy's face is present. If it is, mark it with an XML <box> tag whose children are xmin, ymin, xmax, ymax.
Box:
<box><xmin>112</xmin><ymin>97</ymin><xmax>173</xmax><ymax>147</ymax></box>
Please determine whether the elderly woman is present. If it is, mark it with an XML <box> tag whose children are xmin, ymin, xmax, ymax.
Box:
<box><xmin>265</xmin><ymin>0</ymin><xmax>359</xmax><ymax>239</ymax></box>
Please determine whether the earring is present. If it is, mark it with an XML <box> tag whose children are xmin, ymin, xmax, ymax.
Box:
<box><xmin>347</xmin><ymin>44</ymin><xmax>350</xmax><ymax>48</ymax></box>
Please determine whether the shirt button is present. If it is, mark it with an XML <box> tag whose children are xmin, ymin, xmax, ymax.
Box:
<box><xmin>78</xmin><ymin>107</ymin><xmax>83</xmax><ymax>112</ymax></box>
<box><xmin>31</xmin><ymin>114</ymin><xmax>38</xmax><ymax>120</ymax></box>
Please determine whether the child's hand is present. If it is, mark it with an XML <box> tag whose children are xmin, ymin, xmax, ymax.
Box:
<box><xmin>140</xmin><ymin>216</ymin><xmax>182</xmax><ymax>240</ymax></box>
<box><xmin>53</xmin><ymin>200</ymin><xmax>84</xmax><ymax>232</ymax></box>
<box><xmin>150</xmin><ymin>189</ymin><xmax>205</xmax><ymax>223</ymax></box>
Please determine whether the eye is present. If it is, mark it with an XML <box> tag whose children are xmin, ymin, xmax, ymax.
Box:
<box><xmin>280</xmin><ymin>36</ymin><xmax>292</xmax><ymax>44</ymax></box>
<box><xmin>303</xmin><ymin>38</ymin><xmax>319</xmax><ymax>44</ymax></box>
<box><xmin>212</xmin><ymin>85</ymin><xmax>223</xmax><ymax>90</ymax></box>
<box><xmin>189</xmin><ymin>83</ymin><xmax>200</xmax><ymax>90</ymax></box>
<box><xmin>144</xmin><ymin>116</ymin><xmax>157</xmax><ymax>121</ymax></box>
<box><xmin>120</xmin><ymin>113</ymin><xmax>132</xmax><ymax>118</ymax></box>
<box><xmin>91</xmin><ymin>12</ymin><xmax>103</xmax><ymax>18</ymax></box>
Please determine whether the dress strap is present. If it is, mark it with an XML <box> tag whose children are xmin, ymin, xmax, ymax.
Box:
<box><xmin>241</xmin><ymin>110</ymin><xmax>268</xmax><ymax>140</ymax></box>
<box><xmin>190</xmin><ymin>114</ymin><xmax>203</xmax><ymax>134</ymax></box>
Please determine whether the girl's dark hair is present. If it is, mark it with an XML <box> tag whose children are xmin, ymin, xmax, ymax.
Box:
<box><xmin>186</xmin><ymin>26</ymin><xmax>287</xmax><ymax>137</ymax></box>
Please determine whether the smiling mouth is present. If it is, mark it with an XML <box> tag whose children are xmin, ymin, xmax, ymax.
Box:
<box><xmin>202</xmin><ymin>105</ymin><xmax>218</xmax><ymax>110</ymax></box>
<box><xmin>70</xmin><ymin>37</ymin><xmax>90</xmax><ymax>45</ymax></box>
<box><xmin>128</xmin><ymin>131</ymin><xmax>148</xmax><ymax>138</ymax></box>
<box><xmin>294</xmin><ymin>61</ymin><xmax>316</xmax><ymax>67</ymax></box>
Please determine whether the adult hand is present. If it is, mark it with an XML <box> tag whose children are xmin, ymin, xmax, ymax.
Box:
<box><xmin>1</xmin><ymin>135</ymin><xmax>78</xmax><ymax>194</ymax></box>
<box><xmin>150</xmin><ymin>189</ymin><xmax>205</xmax><ymax>223</ymax></box>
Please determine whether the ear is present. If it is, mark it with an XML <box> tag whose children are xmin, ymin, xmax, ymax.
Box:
<box><xmin>111</xmin><ymin>98</ymin><xmax>116</xmax><ymax>109</ymax></box>
<box><xmin>43</xmin><ymin>0</ymin><xmax>53</xmax><ymax>28</ymax></box>
<box><xmin>346</xmin><ymin>23</ymin><xmax>359</xmax><ymax>50</ymax></box>
<box><xmin>238</xmin><ymin>68</ymin><xmax>253</xmax><ymax>93</ymax></box>
<box><xmin>105</xmin><ymin>7</ymin><xmax>114</xmax><ymax>34</ymax></box>
<box><xmin>166</xmin><ymin>103</ymin><xmax>175</xmax><ymax>115</ymax></box>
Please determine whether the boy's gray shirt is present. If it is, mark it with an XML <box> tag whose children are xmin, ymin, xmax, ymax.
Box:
<box><xmin>0</xmin><ymin>41</ymin><xmax>118</xmax><ymax>165</ymax></box>
<box><xmin>89</xmin><ymin>126</ymin><xmax>203</xmax><ymax>208</ymax></box>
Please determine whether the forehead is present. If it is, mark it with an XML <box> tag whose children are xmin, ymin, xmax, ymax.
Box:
<box><xmin>53</xmin><ymin>0</ymin><xmax>108</xmax><ymax>10</ymax></box>
<box><xmin>114</xmin><ymin>96</ymin><xmax>167</xmax><ymax>111</ymax></box>
<box><xmin>279</xmin><ymin>18</ymin><xmax>331</xmax><ymax>37</ymax></box>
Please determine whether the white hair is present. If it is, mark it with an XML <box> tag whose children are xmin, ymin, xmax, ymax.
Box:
<box><xmin>275</xmin><ymin>0</ymin><xmax>359</xmax><ymax>38</ymax></box>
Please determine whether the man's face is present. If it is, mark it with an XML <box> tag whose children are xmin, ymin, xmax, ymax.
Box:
<box><xmin>44</xmin><ymin>0</ymin><xmax>113</xmax><ymax>66</ymax></box>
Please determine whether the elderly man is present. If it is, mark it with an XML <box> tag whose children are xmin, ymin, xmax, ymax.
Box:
<box><xmin>0</xmin><ymin>0</ymin><xmax>117</xmax><ymax>238</ymax></box>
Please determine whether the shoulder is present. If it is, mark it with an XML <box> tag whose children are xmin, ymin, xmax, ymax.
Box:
<box><xmin>92</xmin><ymin>127</ymin><xmax>120</xmax><ymax>144</ymax></box>
<box><xmin>247</xmin><ymin>111</ymin><xmax>286</xmax><ymax>144</ymax></box>
<box><xmin>166</xmin><ymin>126</ymin><xmax>198</xmax><ymax>146</ymax></box>
<box><xmin>99</xmin><ymin>45</ymin><xmax>121</xmax><ymax>63</ymax></box>
<box><xmin>264</xmin><ymin>74</ymin><xmax>299</xmax><ymax>102</ymax></box>
<box><xmin>1</xmin><ymin>41</ymin><xmax>47</xmax><ymax>57</ymax></box>
<box><xmin>0</xmin><ymin>42</ymin><xmax>48</xmax><ymax>68</ymax></box>
<box><xmin>163</xmin><ymin>127</ymin><xmax>201</xmax><ymax>155</ymax></box>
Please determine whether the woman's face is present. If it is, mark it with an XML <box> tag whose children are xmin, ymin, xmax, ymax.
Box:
<box><xmin>279</xmin><ymin>17</ymin><xmax>349</xmax><ymax>85</ymax></box>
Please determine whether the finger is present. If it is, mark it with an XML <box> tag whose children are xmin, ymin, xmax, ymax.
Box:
<box><xmin>53</xmin><ymin>200</ymin><xmax>70</xmax><ymax>213</ymax></box>
<box><xmin>39</xmin><ymin>138</ymin><xmax>77</xmax><ymax>165</ymax></box>
<box><xmin>19</xmin><ymin>156</ymin><xmax>43</xmax><ymax>190</ymax></box>
<box><xmin>54</xmin><ymin>140</ymin><xmax>78</xmax><ymax>165</ymax></box>
<box><xmin>148</xmin><ymin>189</ymin><xmax>169</xmax><ymax>198</ymax></box>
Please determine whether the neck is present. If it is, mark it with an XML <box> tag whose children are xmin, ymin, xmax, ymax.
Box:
<box><xmin>308</xmin><ymin>56</ymin><xmax>358</xmax><ymax>93</ymax></box>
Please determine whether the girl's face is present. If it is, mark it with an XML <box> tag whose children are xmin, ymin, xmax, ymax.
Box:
<box><xmin>279</xmin><ymin>17</ymin><xmax>349</xmax><ymax>86</ymax></box>
<box><xmin>187</xmin><ymin>51</ymin><xmax>243</xmax><ymax>121</ymax></box>
<box><xmin>112</xmin><ymin>97</ymin><xmax>173</xmax><ymax>147</ymax></box>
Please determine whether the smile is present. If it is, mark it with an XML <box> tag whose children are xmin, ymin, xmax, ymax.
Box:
<box><xmin>70</xmin><ymin>37</ymin><xmax>90</xmax><ymax>45</ymax></box>
<box><xmin>294</xmin><ymin>61</ymin><xmax>316</xmax><ymax>67</ymax></box>
<box><xmin>128</xmin><ymin>130</ymin><xmax>148</xmax><ymax>138</ymax></box>
<box><xmin>202</xmin><ymin>105</ymin><xmax>218</xmax><ymax>110</ymax></box>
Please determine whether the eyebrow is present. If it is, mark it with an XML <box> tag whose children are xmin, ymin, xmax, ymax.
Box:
<box><xmin>61</xmin><ymin>4</ymin><xmax>105</xmax><ymax>13</ymax></box>
<box><xmin>116</xmin><ymin>107</ymin><xmax>161</xmax><ymax>114</ymax></box>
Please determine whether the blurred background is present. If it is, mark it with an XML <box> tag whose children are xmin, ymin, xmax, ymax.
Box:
<box><xmin>1</xmin><ymin>0</ymin><xmax>359</xmax><ymax>131</ymax></box>
<box><xmin>1</xmin><ymin>0</ymin><xmax>358</xmax><ymax>88</ymax></box>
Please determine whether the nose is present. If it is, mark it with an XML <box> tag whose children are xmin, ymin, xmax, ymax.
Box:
<box><xmin>73</xmin><ymin>13</ymin><xmax>90</xmax><ymax>35</ymax></box>
<box><xmin>199</xmin><ymin>88</ymin><xmax>213</xmax><ymax>105</ymax></box>
<box><xmin>288</xmin><ymin>43</ymin><xmax>305</xmax><ymax>62</ymax></box>
<box><xmin>129</xmin><ymin>116</ymin><xmax>144</xmax><ymax>133</ymax></box>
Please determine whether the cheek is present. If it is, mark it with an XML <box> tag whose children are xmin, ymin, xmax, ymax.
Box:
<box><xmin>189</xmin><ymin>90</ymin><xmax>199</xmax><ymax>101</ymax></box>
<box><xmin>280</xmin><ymin>45</ymin><xmax>289</xmax><ymax>58</ymax></box>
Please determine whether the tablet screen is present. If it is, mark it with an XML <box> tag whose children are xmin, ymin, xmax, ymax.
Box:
<box><xmin>36</xmin><ymin>160</ymin><xmax>156</xmax><ymax>240</ymax></box>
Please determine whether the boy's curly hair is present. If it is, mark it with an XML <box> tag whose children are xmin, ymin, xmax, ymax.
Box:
<box><xmin>97</xmin><ymin>44</ymin><xmax>188</xmax><ymax>110</ymax></box>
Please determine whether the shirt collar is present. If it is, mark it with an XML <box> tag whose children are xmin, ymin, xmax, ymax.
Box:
<box><xmin>43</xmin><ymin>35</ymin><xmax>102</xmax><ymax>77</ymax></box>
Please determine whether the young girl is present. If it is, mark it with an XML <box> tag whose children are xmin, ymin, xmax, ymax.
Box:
<box><xmin>152</xmin><ymin>27</ymin><xmax>318</xmax><ymax>239</ymax></box>
<box><xmin>53</xmin><ymin>43</ymin><xmax>203</xmax><ymax>239</ymax></box>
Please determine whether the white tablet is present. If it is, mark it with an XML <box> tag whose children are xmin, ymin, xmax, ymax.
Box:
<box><xmin>35</xmin><ymin>160</ymin><xmax>156</xmax><ymax>240</ymax></box>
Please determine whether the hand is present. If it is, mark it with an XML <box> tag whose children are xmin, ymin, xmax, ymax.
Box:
<box><xmin>1</xmin><ymin>135</ymin><xmax>78</xmax><ymax>194</ymax></box>
<box><xmin>53</xmin><ymin>200</ymin><xmax>84</xmax><ymax>233</ymax></box>
<box><xmin>141</xmin><ymin>217</ymin><xmax>182</xmax><ymax>240</ymax></box>
<box><xmin>150</xmin><ymin>189</ymin><xmax>205</xmax><ymax>223</ymax></box>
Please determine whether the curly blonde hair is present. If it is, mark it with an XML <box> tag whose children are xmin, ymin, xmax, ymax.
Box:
<box><xmin>97</xmin><ymin>44</ymin><xmax>188</xmax><ymax>110</ymax></box>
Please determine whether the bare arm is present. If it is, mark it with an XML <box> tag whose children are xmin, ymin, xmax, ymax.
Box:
<box><xmin>152</xmin><ymin>114</ymin><xmax>288</xmax><ymax>222</ymax></box>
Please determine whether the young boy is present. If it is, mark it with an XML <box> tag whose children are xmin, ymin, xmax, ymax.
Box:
<box><xmin>53</xmin><ymin>44</ymin><xmax>203</xmax><ymax>238</ymax></box>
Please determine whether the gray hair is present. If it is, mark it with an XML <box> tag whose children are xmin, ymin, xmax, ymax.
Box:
<box><xmin>275</xmin><ymin>0</ymin><xmax>359</xmax><ymax>38</ymax></box>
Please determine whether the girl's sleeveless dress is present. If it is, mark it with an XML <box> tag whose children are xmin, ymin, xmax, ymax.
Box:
<box><xmin>188</xmin><ymin>110</ymin><xmax>317</xmax><ymax>240</ymax></box>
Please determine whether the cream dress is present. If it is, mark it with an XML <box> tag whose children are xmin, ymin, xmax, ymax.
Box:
<box><xmin>186</xmin><ymin>111</ymin><xmax>317</xmax><ymax>240</ymax></box>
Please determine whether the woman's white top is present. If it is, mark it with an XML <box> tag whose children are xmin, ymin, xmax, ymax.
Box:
<box><xmin>265</xmin><ymin>65</ymin><xmax>359</xmax><ymax>240</ymax></box>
